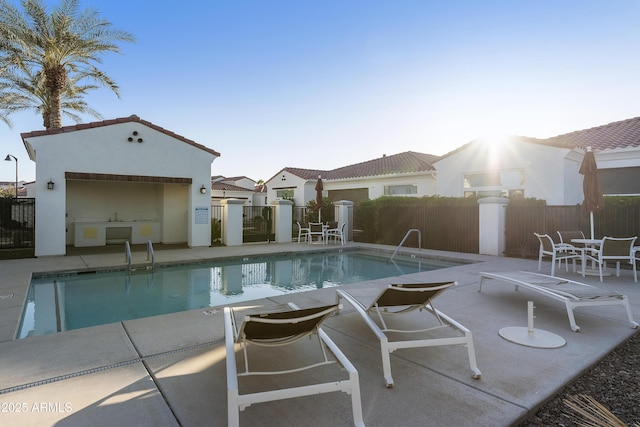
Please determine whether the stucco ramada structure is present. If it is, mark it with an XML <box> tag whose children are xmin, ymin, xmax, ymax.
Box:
<box><xmin>21</xmin><ymin>115</ymin><xmax>220</xmax><ymax>257</ymax></box>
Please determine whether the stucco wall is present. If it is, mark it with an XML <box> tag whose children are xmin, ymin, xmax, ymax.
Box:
<box><xmin>26</xmin><ymin>121</ymin><xmax>217</xmax><ymax>255</ymax></box>
<box><xmin>66</xmin><ymin>181</ymin><xmax>164</xmax><ymax>245</ymax></box>
<box><xmin>434</xmin><ymin>140</ymin><xmax>575</xmax><ymax>204</ymax></box>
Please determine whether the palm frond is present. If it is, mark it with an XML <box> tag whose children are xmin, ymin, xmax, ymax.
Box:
<box><xmin>563</xmin><ymin>394</ymin><xmax>637</xmax><ymax>427</ymax></box>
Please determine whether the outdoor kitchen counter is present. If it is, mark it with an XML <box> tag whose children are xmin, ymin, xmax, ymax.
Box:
<box><xmin>73</xmin><ymin>220</ymin><xmax>159</xmax><ymax>247</ymax></box>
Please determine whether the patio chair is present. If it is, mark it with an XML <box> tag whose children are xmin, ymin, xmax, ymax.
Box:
<box><xmin>634</xmin><ymin>246</ymin><xmax>640</xmax><ymax>282</ymax></box>
<box><xmin>534</xmin><ymin>233</ymin><xmax>584</xmax><ymax>277</ymax></box>
<box><xmin>325</xmin><ymin>222</ymin><xmax>345</xmax><ymax>245</ymax></box>
<box><xmin>583</xmin><ymin>236</ymin><xmax>637</xmax><ymax>282</ymax></box>
<box><xmin>308</xmin><ymin>222</ymin><xmax>325</xmax><ymax>244</ymax></box>
<box><xmin>224</xmin><ymin>303</ymin><xmax>364</xmax><ymax>427</ymax></box>
<box><xmin>336</xmin><ymin>282</ymin><xmax>481</xmax><ymax>388</ymax></box>
<box><xmin>557</xmin><ymin>230</ymin><xmax>586</xmax><ymax>246</ymax></box>
<box><xmin>296</xmin><ymin>221</ymin><xmax>310</xmax><ymax>243</ymax></box>
<box><xmin>556</xmin><ymin>230</ymin><xmax>586</xmax><ymax>270</ymax></box>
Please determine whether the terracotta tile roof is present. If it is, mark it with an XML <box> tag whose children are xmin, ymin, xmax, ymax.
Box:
<box><xmin>329</xmin><ymin>151</ymin><xmax>437</xmax><ymax>179</ymax></box>
<box><xmin>276</xmin><ymin>151</ymin><xmax>438</xmax><ymax>182</ymax></box>
<box><xmin>211</xmin><ymin>182</ymin><xmax>251</xmax><ymax>192</ymax></box>
<box><xmin>20</xmin><ymin>114</ymin><xmax>221</xmax><ymax>157</ymax></box>
<box><xmin>224</xmin><ymin>175</ymin><xmax>254</xmax><ymax>182</ymax></box>
<box><xmin>543</xmin><ymin>116</ymin><xmax>640</xmax><ymax>151</ymax></box>
<box><xmin>282</xmin><ymin>168</ymin><xmax>331</xmax><ymax>180</ymax></box>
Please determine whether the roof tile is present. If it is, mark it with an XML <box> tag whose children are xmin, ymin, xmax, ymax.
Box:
<box><xmin>20</xmin><ymin>114</ymin><xmax>221</xmax><ymax>157</ymax></box>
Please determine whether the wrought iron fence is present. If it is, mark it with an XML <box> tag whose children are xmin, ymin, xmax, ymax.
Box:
<box><xmin>0</xmin><ymin>198</ymin><xmax>35</xmax><ymax>251</ymax></box>
<box><xmin>242</xmin><ymin>206</ymin><xmax>274</xmax><ymax>243</ymax></box>
<box><xmin>211</xmin><ymin>205</ymin><xmax>223</xmax><ymax>245</ymax></box>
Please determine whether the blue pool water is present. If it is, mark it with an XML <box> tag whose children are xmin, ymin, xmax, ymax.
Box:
<box><xmin>18</xmin><ymin>250</ymin><xmax>462</xmax><ymax>338</ymax></box>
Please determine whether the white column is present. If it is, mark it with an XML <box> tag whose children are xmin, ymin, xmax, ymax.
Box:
<box><xmin>35</xmin><ymin>176</ymin><xmax>66</xmax><ymax>256</ymax></box>
<box><xmin>221</xmin><ymin>198</ymin><xmax>244</xmax><ymax>246</ymax></box>
<box><xmin>334</xmin><ymin>200</ymin><xmax>354</xmax><ymax>241</ymax></box>
<box><xmin>271</xmin><ymin>199</ymin><xmax>293</xmax><ymax>243</ymax></box>
<box><xmin>477</xmin><ymin>197</ymin><xmax>509</xmax><ymax>256</ymax></box>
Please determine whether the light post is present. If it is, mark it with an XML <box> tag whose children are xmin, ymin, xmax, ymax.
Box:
<box><xmin>4</xmin><ymin>154</ymin><xmax>18</xmax><ymax>198</ymax></box>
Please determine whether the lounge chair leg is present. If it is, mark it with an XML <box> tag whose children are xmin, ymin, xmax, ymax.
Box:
<box><xmin>565</xmin><ymin>302</ymin><xmax>581</xmax><ymax>332</ymax></box>
<box><xmin>622</xmin><ymin>297</ymin><xmax>639</xmax><ymax>329</ymax></box>
<box><xmin>380</xmin><ymin>339</ymin><xmax>394</xmax><ymax>388</ymax></box>
<box><xmin>464</xmin><ymin>334</ymin><xmax>482</xmax><ymax>379</ymax></box>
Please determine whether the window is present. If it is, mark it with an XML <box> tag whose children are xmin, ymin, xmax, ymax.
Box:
<box><xmin>276</xmin><ymin>189</ymin><xmax>293</xmax><ymax>199</ymax></box>
<box><xmin>463</xmin><ymin>169</ymin><xmax>524</xmax><ymax>197</ymax></box>
<box><xmin>384</xmin><ymin>185</ymin><xmax>417</xmax><ymax>196</ymax></box>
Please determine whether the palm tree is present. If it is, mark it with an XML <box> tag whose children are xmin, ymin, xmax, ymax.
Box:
<box><xmin>2</xmin><ymin>66</ymin><xmax>104</xmax><ymax>128</ymax></box>
<box><xmin>0</xmin><ymin>0</ymin><xmax>134</xmax><ymax>129</ymax></box>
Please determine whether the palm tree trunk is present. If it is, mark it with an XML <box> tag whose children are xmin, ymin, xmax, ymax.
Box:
<box><xmin>44</xmin><ymin>65</ymin><xmax>67</xmax><ymax>129</ymax></box>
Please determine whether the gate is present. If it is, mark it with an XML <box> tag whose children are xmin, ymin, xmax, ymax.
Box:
<box><xmin>242</xmin><ymin>206</ymin><xmax>274</xmax><ymax>243</ymax></box>
<box><xmin>0</xmin><ymin>198</ymin><xmax>35</xmax><ymax>252</ymax></box>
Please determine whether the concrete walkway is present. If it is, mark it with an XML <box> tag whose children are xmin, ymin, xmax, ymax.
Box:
<box><xmin>0</xmin><ymin>243</ymin><xmax>638</xmax><ymax>426</ymax></box>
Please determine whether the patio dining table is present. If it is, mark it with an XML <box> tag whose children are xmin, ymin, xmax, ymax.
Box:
<box><xmin>571</xmin><ymin>238</ymin><xmax>609</xmax><ymax>277</ymax></box>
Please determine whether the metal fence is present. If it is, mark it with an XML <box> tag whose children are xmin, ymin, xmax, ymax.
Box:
<box><xmin>0</xmin><ymin>198</ymin><xmax>35</xmax><ymax>250</ymax></box>
<box><xmin>211</xmin><ymin>205</ymin><xmax>223</xmax><ymax>245</ymax></box>
<box><xmin>242</xmin><ymin>206</ymin><xmax>274</xmax><ymax>243</ymax></box>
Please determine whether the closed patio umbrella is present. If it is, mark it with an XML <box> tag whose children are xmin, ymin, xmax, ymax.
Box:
<box><xmin>315</xmin><ymin>175</ymin><xmax>323</xmax><ymax>222</ymax></box>
<box><xmin>579</xmin><ymin>147</ymin><xmax>604</xmax><ymax>239</ymax></box>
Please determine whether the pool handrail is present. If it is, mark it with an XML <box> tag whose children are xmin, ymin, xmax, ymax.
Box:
<box><xmin>388</xmin><ymin>229</ymin><xmax>422</xmax><ymax>263</ymax></box>
<box><xmin>146</xmin><ymin>240</ymin><xmax>155</xmax><ymax>271</ymax></box>
<box><xmin>125</xmin><ymin>241</ymin><xmax>132</xmax><ymax>272</ymax></box>
<box><xmin>124</xmin><ymin>240</ymin><xmax>155</xmax><ymax>273</ymax></box>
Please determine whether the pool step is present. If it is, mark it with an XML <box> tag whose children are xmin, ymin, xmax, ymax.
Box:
<box><xmin>129</xmin><ymin>264</ymin><xmax>155</xmax><ymax>274</ymax></box>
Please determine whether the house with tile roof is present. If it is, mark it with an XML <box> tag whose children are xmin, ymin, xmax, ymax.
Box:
<box><xmin>21</xmin><ymin>115</ymin><xmax>220</xmax><ymax>256</ymax></box>
<box><xmin>265</xmin><ymin>117</ymin><xmax>640</xmax><ymax>208</ymax></box>
<box><xmin>265</xmin><ymin>151</ymin><xmax>438</xmax><ymax>207</ymax></box>
<box><xmin>210</xmin><ymin>175</ymin><xmax>261</xmax><ymax>205</ymax></box>
<box><xmin>434</xmin><ymin>117</ymin><xmax>640</xmax><ymax>203</ymax></box>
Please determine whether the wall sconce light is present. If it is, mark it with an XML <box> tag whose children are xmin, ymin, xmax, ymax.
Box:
<box><xmin>200</xmin><ymin>185</ymin><xmax>207</xmax><ymax>194</ymax></box>
<box><xmin>47</xmin><ymin>179</ymin><xmax>55</xmax><ymax>190</ymax></box>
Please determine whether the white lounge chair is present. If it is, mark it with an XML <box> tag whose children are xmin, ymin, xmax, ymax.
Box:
<box><xmin>336</xmin><ymin>282</ymin><xmax>481</xmax><ymax>388</ymax></box>
<box><xmin>224</xmin><ymin>303</ymin><xmax>364</xmax><ymax>427</ymax></box>
<box><xmin>478</xmin><ymin>271</ymin><xmax>639</xmax><ymax>332</ymax></box>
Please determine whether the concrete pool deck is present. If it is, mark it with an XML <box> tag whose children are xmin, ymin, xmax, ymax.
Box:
<box><xmin>0</xmin><ymin>242</ymin><xmax>638</xmax><ymax>426</ymax></box>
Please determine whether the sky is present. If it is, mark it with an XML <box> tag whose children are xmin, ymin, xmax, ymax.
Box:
<box><xmin>2</xmin><ymin>0</ymin><xmax>640</xmax><ymax>184</ymax></box>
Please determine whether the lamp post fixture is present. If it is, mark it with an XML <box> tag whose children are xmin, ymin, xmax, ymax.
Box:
<box><xmin>4</xmin><ymin>154</ymin><xmax>18</xmax><ymax>198</ymax></box>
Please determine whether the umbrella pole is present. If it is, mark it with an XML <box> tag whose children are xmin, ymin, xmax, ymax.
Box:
<box><xmin>589</xmin><ymin>211</ymin><xmax>595</xmax><ymax>240</ymax></box>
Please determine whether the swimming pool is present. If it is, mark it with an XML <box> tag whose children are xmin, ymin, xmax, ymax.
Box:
<box><xmin>18</xmin><ymin>249</ymin><xmax>463</xmax><ymax>338</ymax></box>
